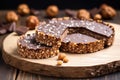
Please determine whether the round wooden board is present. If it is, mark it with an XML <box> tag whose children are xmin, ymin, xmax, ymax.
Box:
<box><xmin>2</xmin><ymin>23</ymin><xmax>120</xmax><ymax>78</ymax></box>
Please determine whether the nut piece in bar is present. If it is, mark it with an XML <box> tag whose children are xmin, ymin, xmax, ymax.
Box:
<box><xmin>26</xmin><ymin>15</ymin><xmax>40</xmax><ymax>30</ymax></box>
<box><xmin>6</xmin><ymin>11</ymin><xmax>19</xmax><ymax>23</ymax></box>
<box><xmin>77</xmin><ymin>9</ymin><xmax>90</xmax><ymax>19</ymax></box>
<box><xmin>46</xmin><ymin>5</ymin><xmax>59</xmax><ymax>17</ymax></box>
<box><xmin>17</xmin><ymin>4</ymin><xmax>30</xmax><ymax>15</ymax></box>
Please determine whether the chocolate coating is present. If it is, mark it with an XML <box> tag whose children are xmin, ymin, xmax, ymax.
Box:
<box><xmin>18</xmin><ymin>33</ymin><xmax>51</xmax><ymax>50</ymax></box>
<box><xmin>62</xmin><ymin>33</ymin><xmax>98</xmax><ymax>43</ymax></box>
<box><xmin>37</xmin><ymin>19</ymin><xmax>113</xmax><ymax>38</ymax></box>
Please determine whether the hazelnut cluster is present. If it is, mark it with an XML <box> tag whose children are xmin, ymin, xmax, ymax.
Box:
<box><xmin>57</xmin><ymin>53</ymin><xmax>69</xmax><ymax>65</ymax></box>
<box><xmin>65</xmin><ymin>4</ymin><xmax>116</xmax><ymax>20</ymax></box>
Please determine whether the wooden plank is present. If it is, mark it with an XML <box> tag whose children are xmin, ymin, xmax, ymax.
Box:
<box><xmin>17</xmin><ymin>71</ymin><xmax>33</xmax><ymax>80</ymax></box>
<box><xmin>0</xmin><ymin>66</ymin><xmax>17</xmax><ymax>80</ymax></box>
<box><xmin>0</xmin><ymin>51</ymin><xmax>17</xmax><ymax>80</ymax></box>
<box><xmin>32</xmin><ymin>74</ymin><xmax>41</xmax><ymax>80</ymax></box>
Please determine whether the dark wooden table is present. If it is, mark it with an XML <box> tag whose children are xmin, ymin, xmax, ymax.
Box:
<box><xmin>0</xmin><ymin>10</ymin><xmax>120</xmax><ymax>80</ymax></box>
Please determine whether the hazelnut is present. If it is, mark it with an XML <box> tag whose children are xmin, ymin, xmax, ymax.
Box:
<box><xmin>46</xmin><ymin>5</ymin><xmax>59</xmax><ymax>17</ymax></box>
<box><xmin>63</xmin><ymin>57</ymin><xmax>69</xmax><ymax>63</ymax></box>
<box><xmin>77</xmin><ymin>9</ymin><xmax>90</xmax><ymax>19</ymax></box>
<box><xmin>26</xmin><ymin>16</ymin><xmax>40</xmax><ymax>30</ymax></box>
<box><xmin>6</xmin><ymin>11</ymin><xmax>19</xmax><ymax>22</ymax></box>
<box><xmin>17</xmin><ymin>4</ymin><xmax>30</xmax><ymax>15</ymax></box>
<box><xmin>94</xmin><ymin>14</ymin><xmax>102</xmax><ymax>20</ymax></box>
<box><xmin>57</xmin><ymin>60</ymin><xmax>63</xmax><ymax>65</ymax></box>
<box><xmin>58</xmin><ymin>53</ymin><xmax>66</xmax><ymax>60</ymax></box>
<box><xmin>100</xmin><ymin>4</ymin><xmax>116</xmax><ymax>19</ymax></box>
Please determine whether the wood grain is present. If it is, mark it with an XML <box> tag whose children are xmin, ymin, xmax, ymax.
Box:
<box><xmin>0</xmin><ymin>34</ymin><xmax>17</xmax><ymax>80</ymax></box>
<box><xmin>2</xmin><ymin>23</ymin><xmax>120</xmax><ymax>78</ymax></box>
<box><xmin>0</xmin><ymin>63</ymin><xmax>17</xmax><ymax>80</ymax></box>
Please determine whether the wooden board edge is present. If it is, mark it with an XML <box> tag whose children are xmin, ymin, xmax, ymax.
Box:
<box><xmin>2</xmin><ymin>49</ymin><xmax>120</xmax><ymax>78</ymax></box>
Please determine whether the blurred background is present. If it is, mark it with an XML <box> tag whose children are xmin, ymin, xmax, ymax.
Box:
<box><xmin>0</xmin><ymin>0</ymin><xmax>120</xmax><ymax>10</ymax></box>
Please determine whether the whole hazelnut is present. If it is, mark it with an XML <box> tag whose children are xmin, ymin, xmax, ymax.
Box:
<box><xmin>46</xmin><ymin>5</ymin><xmax>59</xmax><ymax>17</ymax></box>
<box><xmin>100</xmin><ymin>4</ymin><xmax>116</xmax><ymax>19</ymax></box>
<box><xmin>6</xmin><ymin>11</ymin><xmax>19</xmax><ymax>22</ymax></box>
<box><xmin>17</xmin><ymin>4</ymin><xmax>30</xmax><ymax>15</ymax></box>
<box><xmin>58</xmin><ymin>53</ymin><xmax>66</xmax><ymax>60</ymax></box>
<box><xmin>94</xmin><ymin>14</ymin><xmax>102</xmax><ymax>20</ymax></box>
<box><xmin>57</xmin><ymin>60</ymin><xmax>63</xmax><ymax>66</ymax></box>
<box><xmin>63</xmin><ymin>57</ymin><xmax>69</xmax><ymax>63</ymax></box>
<box><xmin>77</xmin><ymin>9</ymin><xmax>90</xmax><ymax>19</ymax></box>
<box><xmin>26</xmin><ymin>16</ymin><xmax>40</xmax><ymax>30</ymax></box>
